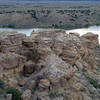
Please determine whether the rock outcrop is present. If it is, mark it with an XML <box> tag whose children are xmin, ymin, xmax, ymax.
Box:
<box><xmin>30</xmin><ymin>30</ymin><xmax>99</xmax><ymax>100</ymax></box>
<box><xmin>0</xmin><ymin>31</ymin><xmax>26</xmax><ymax>86</ymax></box>
<box><xmin>82</xmin><ymin>32</ymin><xmax>99</xmax><ymax>48</ymax></box>
<box><xmin>39</xmin><ymin>79</ymin><xmax>50</xmax><ymax>91</ymax></box>
<box><xmin>0</xmin><ymin>30</ymin><xmax>100</xmax><ymax>100</ymax></box>
<box><xmin>0</xmin><ymin>31</ymin><xmax>26</xmax><ymax>53</ymax></box>
<box><xmin>21</xmin><ymin>90</ymin><xmax>31</xmax><ymax>100</ymax></box>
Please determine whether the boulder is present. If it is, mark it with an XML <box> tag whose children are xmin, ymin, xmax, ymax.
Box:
<box><xmin>18</xmin><ymin>79</ymin><xmax>26</xmax><ymax>87</ymax></box>
<box><xmin>22</xmin><ymin>37</ymin><xmax>34</xmax><ymax>48</ymax></box>
<box><xmin>82</xmin><ymin>32</ymin><xmax>99</xmax><ymax>48</ymax></box>
<box><xmin>21</xmin><ymin>89</ymin><xmax>31</xmax><ymax>100</ymax></box>
<box><xmin>39</xmin><ymin>79</ymin><xmax>50</xmax><ymax>91</ymax></box>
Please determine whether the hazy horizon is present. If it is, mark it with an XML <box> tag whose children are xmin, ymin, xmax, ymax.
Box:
<box><xmin>0</xmin><ymin>0</ymin><xmax>100</xmax><ymax>2</ymax></box>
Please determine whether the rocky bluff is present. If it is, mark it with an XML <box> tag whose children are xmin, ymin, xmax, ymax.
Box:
<box><xmin>0</xmin><ymin>30</ymin><xmax>100</xmax><ymax>100</ymax></box>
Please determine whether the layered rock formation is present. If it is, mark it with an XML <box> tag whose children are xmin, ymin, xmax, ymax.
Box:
<box><xmin>0</xmin><ymin>30</ymin><xmax>100</xmax><ymax>100</ymax></box>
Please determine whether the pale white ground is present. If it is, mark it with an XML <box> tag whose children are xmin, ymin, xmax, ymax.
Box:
<box><xmin>0</xmin><ymin>28</ymin><xmax>40</xmax><ymax>36</ymax></box>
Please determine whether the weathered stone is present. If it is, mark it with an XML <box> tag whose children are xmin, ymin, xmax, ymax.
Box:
<box><xmin>82</xmin><ymin>32</ymin><xmax>99</xmax><ymax>48</ymax></box>
<box><xmin>43</xmin><ymin>53</ymin><xmax>73</xmax><ymax>83</ymax></box>
<box><xmin>0</xmin><ymin>52</ymin><xmax>26</xmax><ymax>73</ymax></box>
<box><xmin>75</xmin><ymin>60</ymin><xmax>83</xmax><ymax>71</ymax></box>
<box><xmin>0</xmin><ymin>31</ymin><xmax>26</xmax><ymax>53</ymax></box>
<box><xmin>22</xmin><ymin>37</ymin><xmax>34</xmax><ymax>48</ymax></box>
<box><xmin>18</xmin><ymin>79</ymin><xmax>26</xmax><ymax>87</ymax></box>
<box><xmin>23</xmin><ymin>60</ymin><xmax>35</xmax><ymax>77</ymax></box>
<box><xmin>39</xmin><ymin>79</ymin><xmax>50</xmax><ymax>91</ymax></box>
<box><xmin>21</xmin><ymin>89</ymin><xmax>31</xmax><ymax>100</ymax></box>
<box><xmin>0</xmin><ymin>30</ymin><xmax>99</xmax><ymax>100</ymax></box>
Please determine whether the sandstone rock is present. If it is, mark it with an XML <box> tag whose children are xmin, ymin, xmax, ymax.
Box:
<box><xmin>21</xmin><ymin>37</ymin><xmax>40</xmax><ymax>62</ymax></box>
<box><xmin>75</xmin><ymin>60</ymin><xmax>83</xmax><ymax>71</ymax></box>
<box><xmin>43</xmin><ymin>53</ymin><xmax>73</xmax><ymax>84</ymax></box>
<box><xmin>18</xmin><ymin>79</ymin><xmax>26</xmax><ymax>87</ymax></box>
<box><xmin>22</xmin><ymin>37</ymin><xmax>34</xmax><ymax>48</ymax></box>
<box><xmin>0</xmin><ymin>52</ymin><xmax>26</xmax><ymax>87</ymax></box>
<box><xmin>0</xmin><ymin>29</ymin><xmax>99</xmax><ymax>100</ymax></box>
<box><xmin>31</xmin><ymin>30</ymin><xmax>82</xmax><ymax>66</ymax></box>
<box><xmin>0</xmin><ymin>31</ymin><xmax>26</xmax><ymax>53</ymax></box>
<box><xmin>23</xmin><ymin>60</ymin><xmax>35</xmax><ymax>77</ymax></box>
<box><xmin>21</xmin><ymin>89</ymin><xmax>31</xmax><ymax>100</ymax></box>
<box><xmin>29</xmin><ymin>30</ymin><xmax>97</xmax><ymax>88</ymax></box>
<box><xmin>69</xmin><ymin>32</ymin><xmax>80</xmax><ymax>37</ymax></box>
<box><xmin>39</xmin><ymin>79</ymin><xmax>50</xmax><ymax>91</ymax></box>
<box><xmin>0</xmin><ymin>52</ymin><xmax>26</xmax><ymax>73</ymax></box>
<box><xmin>82</xmin><ymin>32</ymin><xmax>99</xmax><ymax>48</ymax></box>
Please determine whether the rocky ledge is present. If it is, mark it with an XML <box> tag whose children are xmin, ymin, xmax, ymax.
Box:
<box><xmin>0</xmin><ymin>30</ymin><xmax>100</xmax><ymax>100</ymax></box>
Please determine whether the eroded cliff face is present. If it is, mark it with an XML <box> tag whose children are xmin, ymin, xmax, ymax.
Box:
<box><xmin>0</xmin><ymin>30</ymin><xmax>100</xmax><ymax>100</ymax></box>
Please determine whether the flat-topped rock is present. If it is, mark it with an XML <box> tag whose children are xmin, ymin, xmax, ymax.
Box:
<box><xmin>0</xmin><ymin>31</ymin><xmax>26</xmax><ymax>53</ymax></box>
<box><xmin>81</xmin><ymin>32</ymin><xmax>99</xmax><ymax>48</ymax></box>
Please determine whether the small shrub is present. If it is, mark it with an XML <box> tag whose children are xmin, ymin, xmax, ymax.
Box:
<box><xmin>87</xmin><ymin>77</ymin><xmax>100</xmax><ymax>89</ymax></box>
<box><xmin>7</xmin><ymin>25</ymin><xmax>15</xmax><ymax>28</ymax></box>
<box><xmin>0</xmin><ymin>89</ymin><xmax>4</xmax><ymax>95</ymax></box>
<box><xmin>54</xmin><ymin>24</ymin><xmax>59</xmax><ymax>28</ymax></box>
<box><xmin>84</xmin><ymin>24</ymin><xmax>89</xmax><ymax>28</ymax></box>
<box><xmin>5</xmin><ymin>87</ymin><xmax>22</xmax><ymax>100</ymax></box>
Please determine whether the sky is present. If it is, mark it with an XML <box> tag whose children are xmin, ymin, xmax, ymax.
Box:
<box><xmin>0</xmin><ymin>0</ymin><xmax>100</xmax><ymax>3</ymax></box>
<box><xmin>0</xmin><ymin>0</ymin><xmax>100</xmax><ymax>1</ymax></box>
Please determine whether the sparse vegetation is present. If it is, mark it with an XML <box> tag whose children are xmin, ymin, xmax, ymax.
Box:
<box><xmin>7</xmin><ymin>25</ymin><xmax>15</xmax><ymax>28</ymax></box>
<box><xmin>84</xmin><ymin>24</ymin><xmax>89</xmax><ymax>28</ymax></box>
<box><xmin>0</xmin><ymin>2</ymin><xmax>100</xmax><ymax>29</ymax></box>
<box><xmin>87</xmin><ymin>77</ymin><xmax>100</xmax><ymax>89</ymax></box>
<box><xmin>5</xmin><ymin>87</ymin><xmax>22</xmax><ymax>100</ymax></box>
<box><xmin>0</xmin><ymin>89</ymin><xmax>4</xmax><ymax>95</ymax></box>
